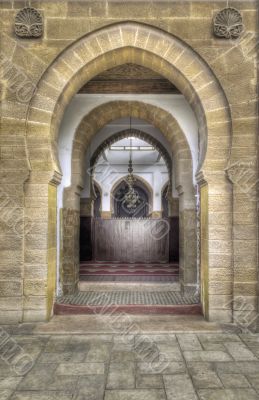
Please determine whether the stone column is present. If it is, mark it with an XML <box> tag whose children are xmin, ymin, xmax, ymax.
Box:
<box><xmin>198</xmin><ymin>171</ymin><xmax>233</xmax><ymax>324</ymax></box>
<box><xmin>24</xmin><ymin>171</ymin><xmax>59</xmax><ymax>322</ymax></box>
<box><xmin>168</xmin><ymin>195</ymin><xmax>179</xmax><ymax>218</ymax></box>
<box><xmin>227</xmin><ymin>161</ymin><xmax>258</xmax><ymax>332</ymax></box>
<box><xmin>61</xmin><ymin>185</ymin><xmax>81</xmax><ymax>295</ymax></box>
<box><xmin>80</xmin><ymin>197</ymin><xmax>93</xmax><ymax>217</ymax></box>
<box><xmin>0</xmin><ymin>171</ymin><xmax>28</xmax><ymax>324</ymax></box>
<box><xmin>177</xmin><ymin>186</ymin><xmax>197</xmax><ymax>294</ymax></box>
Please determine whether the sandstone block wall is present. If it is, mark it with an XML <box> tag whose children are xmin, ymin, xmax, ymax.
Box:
<box><xmin>0</xmin><ymin>0</ymin><xmax>258</xmax><ymax>327</ymax></box>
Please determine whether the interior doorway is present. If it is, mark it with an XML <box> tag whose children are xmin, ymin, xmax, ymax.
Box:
<box><xmin>74</xmin><ymin>131</ymin><xmax>192</xmax><ymax>314</ymax></box>
<box><xmin>80</xmin><ymin>133</ymin><xmax>177</xmax><ymax>263</ymax></box>
<box><xmin>56</xmin><ymin>59</ymin><xmax>200</xmax><ymax>314</ymax></box>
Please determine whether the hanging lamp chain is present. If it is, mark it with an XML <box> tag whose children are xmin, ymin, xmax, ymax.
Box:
<box><xmin>123</xmin><ymin>116</ymin><xmax>139</xmax><ymax>210</ymax></box>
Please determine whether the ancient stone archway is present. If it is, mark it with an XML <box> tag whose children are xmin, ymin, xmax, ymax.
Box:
<box><xmin>24</xmin><ymin>22</ymin><xmax>232</xmax><ymax>322</ymax></box>
<box><xmin>27</xmin><ymin>22</ymin><xmax>231</xmax><ymax>175</ymax></box>
<box><xmin>63</xmin><ymin>101</ymin><xmax>195</xmax><ymax>295</ymax></box>
<box><xmin>70</xmin><ymin>101</ymin><xmax>192</xmax><ymax>195</ymax></box>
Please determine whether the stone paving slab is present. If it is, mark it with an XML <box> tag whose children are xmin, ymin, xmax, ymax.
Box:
<box><xmin>219</xmin><ymin>373</ymin><xmax>251</xmax><ymax>389</ymax></box>
<box><xmin>136</xmin><ymin>374</ymin><xmax>164</xmax><ymax>389</ymax></box>
<box><xmin>192</xmin><ymin>371</ymin><xmax>223</xmax><ymax>389</ymax></box>
<box><xmin>183</xmin><ymin>350</ymin><xmax>233</xmax><ymax>362</ymax></box>
<box><xmin>0</xmin><ymin>390</ymin><xmax>13</xmax><ymax>400</ymax></box>
<box><xmin>105</xmin><ymin>389</ymin><xmax>167</xmax><ymax>400</ymax></box>
<box><xmin>107</xmin><ymin>362</ymin><xmax>135</xmax><ymax>389</ymax></box>
<box><xmin>164</xmin><ymin>374</ymin><xmax>198</xmax><ymax>399</ymax></box>
<box><xmin>10</xmin><ymin>393</ymin><xmax>74</xmax><ymax>400</ymax></box>
<box><xmin>198</xmin><ymin>388</ymin><xmax>259</xmax><ymax>399</ymax></box>
<box><xmin>0</xmin><ymin>330</ymin><xmax>258</xmax><ymax>399</ymax></box>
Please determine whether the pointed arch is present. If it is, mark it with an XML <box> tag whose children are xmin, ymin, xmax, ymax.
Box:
<box><xmin>24</xmin><ymin>22</ymin><xmax>233</xmax><ymax>322</ymax></box>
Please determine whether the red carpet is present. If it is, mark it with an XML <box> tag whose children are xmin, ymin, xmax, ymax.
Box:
<box><xmin>54</xmin><ymin>304</ymin><xmax>202</xmax><ymax>315</ymax></box>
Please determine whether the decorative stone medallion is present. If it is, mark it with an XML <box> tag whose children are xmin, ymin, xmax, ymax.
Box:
<box><xmin>226</xmin><ymin>160</ymin><xmax>258</xmax><ymax>202</ymax></box>
<box><xmin>214</xmin><ymin>7</ymin><xmax>243</xmax><ymax>39</ymax></box>
<box><xmin>14</xmin><ymin>7</ymin><xmax>43</xmax><ymax>38</ymax></box>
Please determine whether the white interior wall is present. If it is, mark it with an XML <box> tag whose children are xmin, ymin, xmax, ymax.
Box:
<box><xmin>58</xmin><ymin>93</ymin><xmax>198</xmax><ymax>209</ymax></box>
<box><xmin>94</xmin><ymin>163</ymin><xmax>168</xmax><ymax>212</ymax></box>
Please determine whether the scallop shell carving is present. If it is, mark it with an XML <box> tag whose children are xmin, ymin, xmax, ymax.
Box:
<box><xmin>214</xmin><ymin>7</ymin><xmax>243</xmax><ymax>39</ymax></box>
<box><xmin>15</xmin><ymin>7</ymin><xmax>43</xmax><ymax>38</ymax></box>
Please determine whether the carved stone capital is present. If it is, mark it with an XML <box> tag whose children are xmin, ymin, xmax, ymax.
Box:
<box><xmin>195</xmin><ymin>170</ymin><xmax>207</xmax><ymax>187</ymax></box>
<box><xmin>80</xmin><ymin>198</ymin><xmax>94</xmax><ymax>217</ymax></box>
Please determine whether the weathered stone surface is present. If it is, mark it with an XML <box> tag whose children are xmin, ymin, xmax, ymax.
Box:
<box><xmin>224</xmin><ymin>342</ymin><xmax>258</xmax><ymax>361</ymax></box>
<box><xmin>0</xmin><ymin>310</ymin><xmax>22</xmax><ymax>324</ymax></box>
<box><xmin>164</xmin><ymin>374</ymin><xmax>198</xmax><ymax>399</ymax></box>
<box><xmin>17</xmin><ymin>364</ymin><xmax>78</xmax><ymax>391</ymax></box>
<box><xmin>177</xmin><ymin>334</ymin><xmax>203</xmax><ymax>351</ymax></box>
<box><xmin>136</xmin><ymin>374</ymin><xmax>164</xmax><ymax>389</ymax></box>
<box><xmin>0</xmin><ymin>0</ymin><xmax>258</xmax><ymax>327</ymax></box>
<box><xmin>0</xmin><ymin>281</ymin><xmax>22</xmax><ymax>297</ymax></box>
<box><xmin>1</xmin><ymin>332</ymin><xmax>259</xmax><ymax>397</ymax></box>
<box><xmin>86</xmin><ymin>343</ymin><xmax>112</xmax><ymax>362</ymax></box>
<box><xmin>137</xmin><ymin>361</ymin><xmax>186</xmax><ymax>375</ymax></box>
<box><xmin>219</xmin><ymin>373</ymin><xmax>251</xmax><ymax>388</ymax></box>
<box><xmin>105</xmin><ymin>389</ymin><xmax>166</xmax><ymax>400</ymax></box>
<box><xmin>46</xmin><ymin>18</ymin><xmax>91</xmax><ymax>40</ymax></box>
<box><xmin>183</xmin><ymin>351</ymin><xmax>232</xmax><ymax>362</ymax></box>
<box><xmin>192</xmin><ymin>371</ymin><xmax>223</xmax><ymax>389</ymax></box>
<box><xmin>107</xmin><ymin>362</ymin><xmax>135</xmax><ymax>389</ymax></box>
<box><xmin>56</xmin><ymin>362</ymin><xmax>105</xmax><ymax>375</ymax></box>
<box><xmin>198</xmin><ymin>388</ymin><xmax>258</xmax><ymax>399</ymax></box>
<box><xmin>24</xmin><ymin>280</ymin><xmax>46</xmax><ymax>296</ymax></box>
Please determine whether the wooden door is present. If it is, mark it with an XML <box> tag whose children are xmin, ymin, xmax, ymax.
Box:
<box><xmin>93</xmin><ymin>218</ymin><xmax>169</xmax><ymax>263</ymax></box>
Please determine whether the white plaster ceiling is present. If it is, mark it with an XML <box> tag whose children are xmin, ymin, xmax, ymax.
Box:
<box><xmin>96</xmin><ymin>137</ymin><xmax>165</xmax><ymax>166</ymax></box>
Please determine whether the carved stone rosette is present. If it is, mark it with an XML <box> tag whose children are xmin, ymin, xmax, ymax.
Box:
<box><xmin>226</xmin><ymin>160</ymin><xmax>258</xmax><ymax>202</ymax></box>
<box><xmin>15</xmin><ymin>7</ymin><xmax>43</xmax><ymax>38</ymax></box>
<box><xmin>214</xmin><ymin>7</ymin><xmax>243</xmax><ymax>39</ymax></box>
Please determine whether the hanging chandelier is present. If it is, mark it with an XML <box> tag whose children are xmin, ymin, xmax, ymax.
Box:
<box><xmin>123</xmin><ymin>120</ymin><xmax>139</xmax><ymax>211</ymax></box>
<box><xmin>124</xmin><ymin>155</ymin><xmax>139</xmax><ymax>210</ymax></box>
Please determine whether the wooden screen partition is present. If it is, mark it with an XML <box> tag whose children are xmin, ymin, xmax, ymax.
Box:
<box><xmin>93</xmin><ymin>218</ymin><xmax>170</xmax><ymax>263</ymax></box>
<box><xmin>80</xmin><ymin>216</ymin><xmax>92</xmax><ymax>261</ymax></box>
<box><xmin>169</xmin><ymin>217</ymin><xmax>179</xmax><ymax>263</ymax></box>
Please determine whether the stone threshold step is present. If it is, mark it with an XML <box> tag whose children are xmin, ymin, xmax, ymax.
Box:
<box><xmin>54</xmin><ymin>290</ymin><xmax>200</xmax><ymax>316</ymax></box>
<box><xmin>79</xmin><ymin>281</ymin><xmax>181</xmax><ymax>292</ymax></box>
